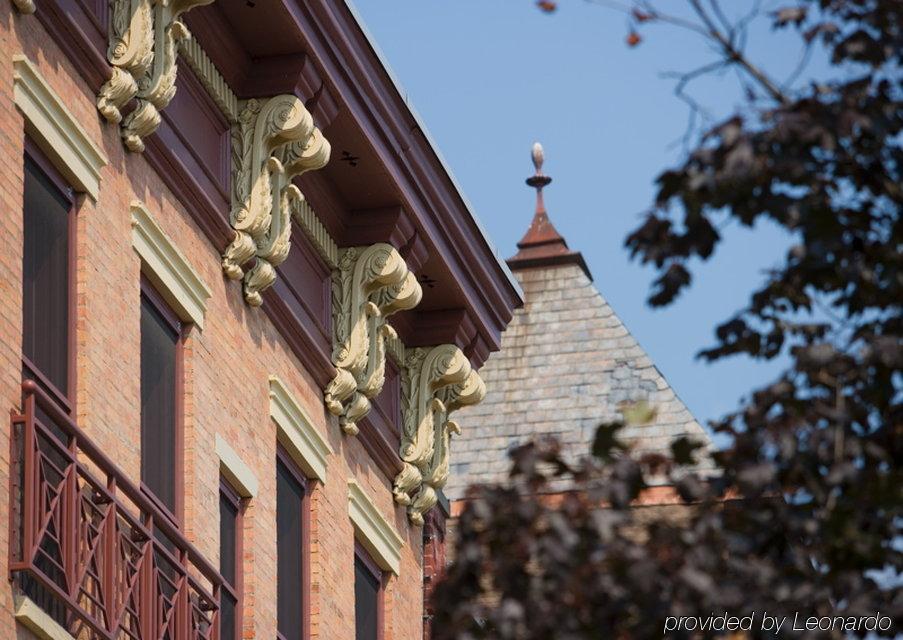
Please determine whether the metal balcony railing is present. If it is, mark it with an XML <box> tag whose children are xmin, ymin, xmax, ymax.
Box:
<box><xmin>9</xmin><ymin>380</ymin><xmax>223</xmax><ymax>640</ymax></box>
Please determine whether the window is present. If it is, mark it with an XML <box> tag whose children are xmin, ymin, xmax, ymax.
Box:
<box><xmin>140</xmin><ymin>282</ymin><xmax>183</xmax><ymax>519</ymax></box>
<box><xmin>219</xmin><ymin>479</ymin><xmax>243</xmax><ymax>640</ymax></box>
<box><xmin>22</xmin><ymin>151</ymin><xmax>75</xmax><ymax>409</ymax></box>
<box><xmin>18</xmin><ymin>146</ymin><xmax>78</xmax><ymax>624</ymax></box>
<box><xmin>354</xmin><ymin>547</ymin><xmax>384</xmax><ymax>640</ymax></box>
<box><xmin>276</xmin><ymin>449</ymin><xmax>309</xmax><ymax>640</ymax></box>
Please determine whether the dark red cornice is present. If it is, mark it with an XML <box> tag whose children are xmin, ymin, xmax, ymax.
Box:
<box><xmin>33</xmin><ymin>0</ymin><xmax>109</xmax><ymax>89</ymax></box>
<box><xmin>344</xmin><ymin>206</ymin><xmax>430</xmax><ymax>274</ymax></box>
<box><xmin>262</xmin><ymin>290</ymin><xmax>336</xmax><ymax>390</ymax></box>
<box><xmin>29</xmin><ymin>0</ymin><xmax>521</xmax><ymax>370</ymax></box>
<box><xmin>273</xmin><ymin>0</ymin><xmax>523</xmax><ymax>347</ymax></box>
<box><xmin>182</xmin><ymin>11</ymin><xmax>340</xmax><ymax>130</ymax></box>
<box><xmin>357</xmin><ymin>417</ymin><xmax>404</xmax><ymax>481</ymax></box>
<box><xmin>184</xmin><ymin>0</ymin><xmax>522</xmax><ymax>362</ymax></box>
<box><xmin>144</xmin><ymin>128</ymin><xmax>232</xmax><ymax>253</ymax></box>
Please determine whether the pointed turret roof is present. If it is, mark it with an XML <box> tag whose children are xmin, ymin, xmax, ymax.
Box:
<box><xmin>445</xmin><ymin>144</ymin><xmax>711</xmax><ymax>500</ymax></box>
<box><xmin>507</xmin><ymin>143</ymin><xmax>592</xmax><ymax>279</ymax></box>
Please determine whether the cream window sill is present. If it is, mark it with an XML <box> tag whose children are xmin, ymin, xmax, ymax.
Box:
<box><xmin>15</xmin><ymin>596</ymin><xmax>76</xmax><ymax>640</ymax></box>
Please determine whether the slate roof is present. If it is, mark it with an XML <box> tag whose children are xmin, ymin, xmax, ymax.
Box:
<box><xmin>445</xmin><ymin>148</ymin><xmax>711</xmax><ymax>501</ymax></box>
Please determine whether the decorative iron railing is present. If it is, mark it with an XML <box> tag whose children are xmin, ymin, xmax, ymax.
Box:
<box><xmin>9</xmin><ymin>380</ymin><xmax>222</xmax><ymax>640</ymax></box>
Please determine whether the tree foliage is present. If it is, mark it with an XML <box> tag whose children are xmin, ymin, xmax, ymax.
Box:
<box><xmin>431</xmin><ymin>1</ymin><xmax>901</xmax><ymax>637</ymax></box>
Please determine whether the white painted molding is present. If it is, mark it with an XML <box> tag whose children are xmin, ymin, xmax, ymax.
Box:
<box><xmin>348</xmin><ymin>479</ymin><xmax>404</xmax><ymax>575</ymax></box>
<box><xmin>131</xmin><ymin>201</ymin><xmax>212</xmax><ymax>329</ymax></box>
<box><xmin>293</xmin><ymin>197</ymin><xmax>338</xmax><ymax>269</ymax></box>
<box><xmin>269</xmin><ymin>375</ymin><xmax>332</xmax><ymax>483</ymax></box>
<box><xmin>177</xmin><ymin>36</ymin><xmax>239</xmax><ymax>123</ymax></box>
<box><xmin>15</xmin><ymin>596</ymin><xmax>77</xmax><ymax>640</ymax></box>
<box><xmin>216</xmin><ymin>434</ymin><xmax>258</xmax><ymax>498</ymax></box>
<box><xmin>12</xmin><ymin>54</ymin><xmax>108</xmax><ymax>201</ymax></box>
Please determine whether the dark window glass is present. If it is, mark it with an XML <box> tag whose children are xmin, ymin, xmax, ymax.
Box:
<box><xmin>220</xmin><ymin>486</ymin><xmax>240</xmax><ymax>640</ymax></box>
<box><xmin>22</xmin><ymin>157</ymin><xmax>70</xmax><ymax>397</ymax></box>
<box><xmin>276</xmin><ymin>458</ymin><xmax>304</xmax><ymax>640</ymax></box>
<box><xmin>220</xmin><ymin>492</ymin><xmax>238</xmax><ymax>585</ymax></box>
<box><xmin>354</xmin><ymin>556</ymin><xmax>380</xmax><ymax>640</ymax></box>
<box><xmin>221</xmin><ymin>592</ymin><xmax>237</xmax><ymax>640</ymax></box>
<box><xmin>140</xmin><ymin>294</ymin><xmax>178</xmax><ymax>513</ymax></box>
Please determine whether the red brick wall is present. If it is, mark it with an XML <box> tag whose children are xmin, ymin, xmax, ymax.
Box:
<box><xmin>422</xmin><ymin>509</ymin><xmax>448</xmax><ymax>640</ymax></box>
<box><xmin>0</xmin><ymin>7</ymin><xmax>424</xmax><ymax>639</ymax></box>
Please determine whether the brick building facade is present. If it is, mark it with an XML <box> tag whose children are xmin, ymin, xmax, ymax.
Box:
<box><xmin>0</xmin><ymin>2</ymin><xmax>522</xmax><ymax>639</ymax></box>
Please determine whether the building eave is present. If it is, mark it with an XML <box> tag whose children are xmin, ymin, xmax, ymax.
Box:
<box><xmin>343</xmin><ymin>0</ymin><xmax>524</xmax><ymax>305</ymax></box>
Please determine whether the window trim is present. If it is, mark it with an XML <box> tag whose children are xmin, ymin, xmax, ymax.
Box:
<box><xmin>269</xmin><ymin>374</ymin><xmax>333</xmax><ymax>484</ymax></box>
<box><xmin>139</xmin><ymin>275</ymin><xmax>186</xmax><ymax>527</ymax></box>
<box><xmin>12</xmin><ymin>54</ymin><xmax>108</xmax><ymax>201</ymax></box>
<box><xmin>275</xmin><ymin>444</ymin><xmax>311</xmax><ymax>640</ymax></box>
<box><xmin>347</xmin><ymin>480</ymin><xmax>403</xmax><ymax>576</ymax></box>
<box><xmin>130</xmin><ymin>201</ymin><xmax>211</xmax><ymax>329</ymax></box>
<box><xmin>354</xmin><ymin>543</ymin><xmax>386</xmax><ymax>640</ymax></box>
<box><xmin>21</xmin><ymin>140</ymin><xmax>77</xmax><ymax>415</ymax></box>
<box><xmin>219</xmin><ymin>477</ymin><xmax>245</xmax><ymax>640</ymax></box>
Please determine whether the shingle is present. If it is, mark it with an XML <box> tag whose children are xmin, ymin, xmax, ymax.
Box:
<box><xmin>445</xmin><ymin>263</ymin><xmax>713</xmax><ymax>501</ymax></box>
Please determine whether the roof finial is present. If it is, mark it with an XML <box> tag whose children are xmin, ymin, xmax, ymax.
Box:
<box><xmin>531</xmin><ymin>141</ymin><xmax>544</xmax><ymax>173</ymax></box>
<box><xmin>526</xmin><ymin>141</ymin><xmax>552</xmax><ymax>214</ymax></box>
<box><xmin>508</xmin><ymin>142</ymin><xmax>593</xmax><ymax>280</ymax></box>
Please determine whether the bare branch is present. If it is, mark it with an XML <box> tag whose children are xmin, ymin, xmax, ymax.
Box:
<box><xmin>660</xmin><ymin>59</ymin><xmax>727</xmax><ymax>139</ymax></box>
<box><xmin>687</xmin><ymin>0</ymin><xmax>790</xmax><ymax>104</ymax></box>
<box><xmin>707</xmin><ymin>0</ymin><xmax>735</xmax><ymax>40</ymax></box>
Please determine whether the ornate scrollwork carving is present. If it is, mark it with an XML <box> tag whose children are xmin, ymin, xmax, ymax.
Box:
<box><xmin>222</xmin><ymin>96</ymin><xmax>331</xmax><ymax>306</ymax></box>
<box><xmin>98</xmin><ymin>0</ymin><xmax>213</xmax><ymax>151</ymax></box>
<box><xmin>393</xmin><ymin>345</ymin><xmax>485</xmax><ymax>526</ymax></box>
<box><xmin>325</xmin><ymin>244</ymin><xmax>422</xmax><ymax>435</ymax></box>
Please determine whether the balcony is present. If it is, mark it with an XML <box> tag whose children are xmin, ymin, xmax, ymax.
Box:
<box><xmin>9</xmin><ymin>381</ymin><xmax>223</xmax><ymax>640</ymax></box>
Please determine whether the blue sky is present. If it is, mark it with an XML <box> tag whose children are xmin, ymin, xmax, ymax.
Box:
<box><xmin>350</xmin><ymin>1</ymin><xmax>808</xmax><ymax>432</ymax></box>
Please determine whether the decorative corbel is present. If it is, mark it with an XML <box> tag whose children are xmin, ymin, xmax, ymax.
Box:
<box><xmin>98</xmin><ymin>0</ymin><xmax>214</xmax><ymax>152</ymax></box>
<box><xmin>10</xmin><ymin>0</ymin><xmax>35</xmax><ymax>14</ymax></box>
<box><xmin>393</xmin><ymin>345</ymin><xmax>485</xmax><ymax>526</ymax></box>
<box><xmin>325</xmin><ymin>244</ymin><xmax>422</xmax><ymax>435</ymax></box>
<box><xmin>222</xmin><ymin>95</ymin><xmax>331</xmax><ymax>306</ymax></box>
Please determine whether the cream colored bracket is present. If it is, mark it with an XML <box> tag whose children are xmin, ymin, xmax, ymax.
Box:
<box><xmin>325</xmin><ymin>244</ymin><xmax>422</xmax><ymax>435</ymax></box>
<box><xmin>393</xmin><ymin>345</ymin><xmax>486</xmax><ymax>526</ymax></box>
<box><xmin>98</xmin><ymin>0</ymin><xmax>214</xmax><ymax>152</ymax></box>
<box><xmin>15</xmin><ymin>595</ymin><xmax>76</xmax><ymax>640</ymax></box>
<box><xmin>13</xmin><ymin>55</ymin><xmax>108</xmax><ymax>200</ymax></box>
<box><xmin>222</xmin><ymin>96</ymin><xmax>331</xmax><ymax>306</ymax></box>
<box><xmin>348</xmin><ymin>479</ymin><xmax>404</xmax><ymax>575</ymax></box>
<box><xmin>269</xmin><ymin>375</ymin><xmax>333</xmax><ymax>483</ymax></box>
<box><xmin>131</xmin><ymin>201</ymin><xmax>212</xmax><ymax>328</ymax></box>
<box><xmin>216</xmin><ymin>434</ymin><xmax>258</xmax><ymax>498</ymax></box>
<box><xmin>10</xmin><ymin>0</ymin><xmax>35</xmax><ymax>14</ymax></box>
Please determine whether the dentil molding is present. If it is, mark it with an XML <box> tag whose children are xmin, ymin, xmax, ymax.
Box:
<box><xmin>325</xmin><ymin>244</ymin><xmax>422</xmax><ymax>435</ymax></box>
<box><xmin>222</xmin><ymin>95</ymin><xmax>331</xmax><ymax>306</ymax></box>
<box><xmin>393</xmin><ymin>344</ymin><xmax>485</xmax><ymax>526</ymax></box>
